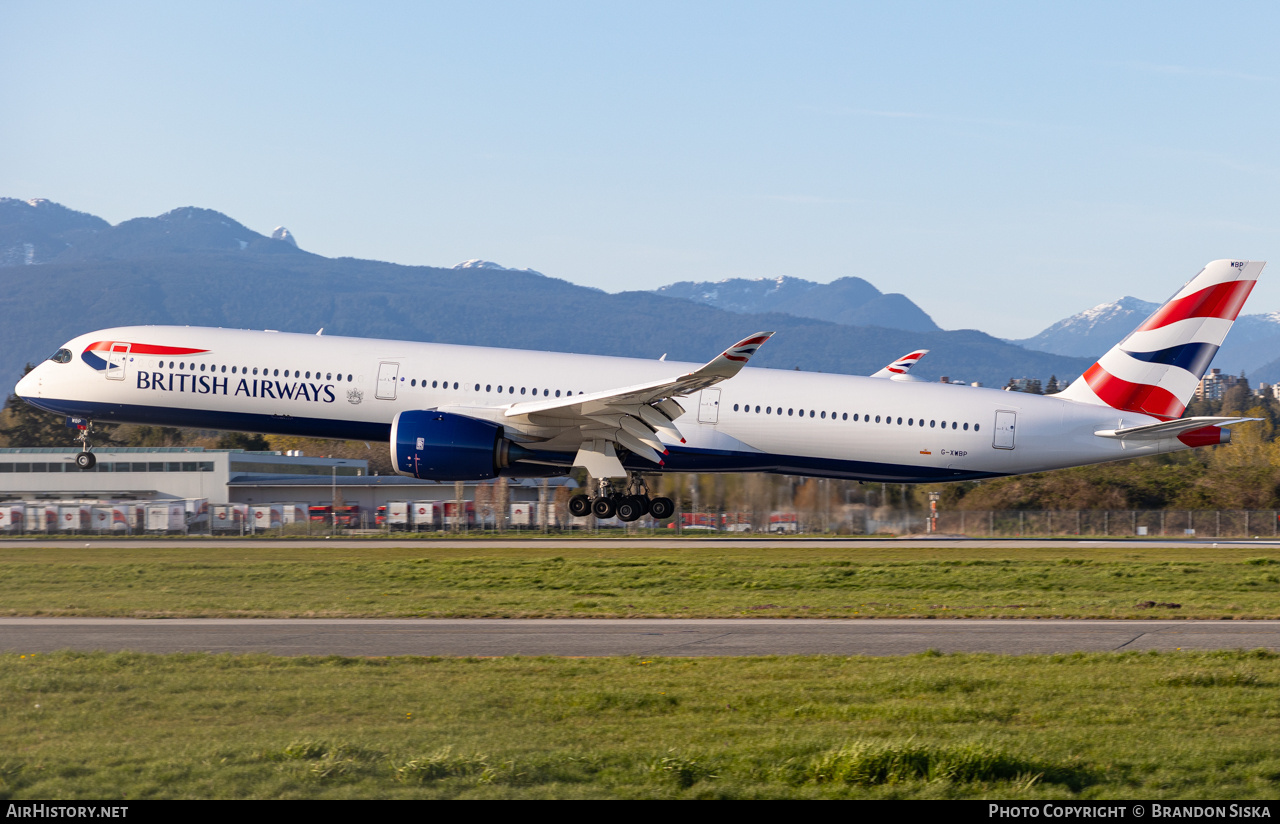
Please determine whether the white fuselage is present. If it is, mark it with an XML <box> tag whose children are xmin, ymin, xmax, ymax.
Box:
<box><xmin>16</xmin><ymin>325</ymin><xmax>1192</xmax><ymax>482</ymax></box>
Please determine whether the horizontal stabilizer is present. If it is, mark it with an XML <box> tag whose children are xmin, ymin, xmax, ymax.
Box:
<box><xmin>1094</xmin><ymin>416</ymin><xmax>1260</xmax><ymax>440</ymax></box>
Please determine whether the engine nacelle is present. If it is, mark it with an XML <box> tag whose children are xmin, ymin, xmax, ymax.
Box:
<box><xmin>391</xmin><ymin>410</ymin><xmax>507</xmax><ymax>481</ymax></box>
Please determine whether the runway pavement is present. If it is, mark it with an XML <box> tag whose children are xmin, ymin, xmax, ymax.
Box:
<box><xmin>2</xmin><ymin>618</ymin><xmax>1278</xmax><ymax>657</ymax></box>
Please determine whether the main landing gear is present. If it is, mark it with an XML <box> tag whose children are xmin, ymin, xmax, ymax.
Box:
<box><xmin>569</xmin><ymin>475</ymin><xmax>675</xmax><ymax>523</ymax></box>
<box><xmin>71</xmin><ymin>418</ymin><xmax>96</xmax><ymax>470</ymax></box>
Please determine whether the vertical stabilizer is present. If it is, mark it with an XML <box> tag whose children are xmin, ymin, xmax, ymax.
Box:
<box><xmin>1056</xmin><ymin>259</ymin><xmax>1265</xmax><ymax>420</ymax></box>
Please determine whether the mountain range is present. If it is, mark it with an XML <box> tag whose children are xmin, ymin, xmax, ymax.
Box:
<box><xmin>1012</xmin><ymin>296</ymin><xmax>1280</xmax><ymax>384</ymax></box>
<box><xmin>653</xmin><ymin>276</ymin><xmax>939</xmax><ymax>333</ymax></box>
<box><xmin>11</xmin><ymin>196</ymin><xmax>1260</xmax><ymax>394</ymax></box>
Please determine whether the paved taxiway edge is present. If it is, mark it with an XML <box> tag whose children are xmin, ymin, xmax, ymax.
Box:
<box><xmin>2</xmin><ymin>618</ymin><xmax>1278</xmax><ymax>657</ymax></box>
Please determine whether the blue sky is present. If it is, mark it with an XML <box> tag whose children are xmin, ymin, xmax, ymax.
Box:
<box><xmin>4</xmin><ymin>1</ymin><xmax>1280</xmax><ymax>338</ymax></box>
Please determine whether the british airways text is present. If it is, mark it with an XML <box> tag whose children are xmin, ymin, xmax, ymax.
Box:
<box><xmin>136</xmin><ymin>372</ymin><xmax>336</xmax><ymax>403</ymax></box>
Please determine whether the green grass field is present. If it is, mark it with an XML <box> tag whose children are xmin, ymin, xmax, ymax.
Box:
<box><xmin>3</xmin><ymin>541</ymin><xmax>1278</xmax><ymax>799</ymax></box>
<box><xmin>1</xmin><ymin>542</ymin><xmax>1278</xmax><ymax>618</ymax></box>
<box><xmin>4</xmin><ymin>650</ymin><xmax>1279</xmax><ymax>799</ymax></box>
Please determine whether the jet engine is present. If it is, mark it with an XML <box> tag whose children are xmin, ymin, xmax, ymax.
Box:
<box><xmin>391</xmin><ymin>410</ymin><xmax>548</xmax><ymax>481</ymax></box>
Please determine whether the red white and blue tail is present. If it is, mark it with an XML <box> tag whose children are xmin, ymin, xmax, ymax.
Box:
<box><xmin>1057</xmin><ymin>259</ymin><xmax>1266</xmax><ymax>420</ymax></box>
<box><xmin>871</xmin><ymin>349</ymin><xmax>929</xmax><ymax>379</ymax></box>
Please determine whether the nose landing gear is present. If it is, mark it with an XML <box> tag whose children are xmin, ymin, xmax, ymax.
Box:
<box><xmin>568</xmin><ymin>475</ymin><xmax>675</xmax><ymax>522</ymax></box>
<box><xmin>69</xmin><ymin>418</ymin><xmax>97</xmax><ymax>470</ymax></box>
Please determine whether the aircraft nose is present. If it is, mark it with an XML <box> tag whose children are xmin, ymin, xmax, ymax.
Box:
<box><xmin>15</xmin><ymin>367</ymin><xmax>39</xmax><ymax>398</ymax></box>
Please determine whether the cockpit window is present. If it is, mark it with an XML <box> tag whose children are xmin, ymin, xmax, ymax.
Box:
<box><xmin>48</xmin><ymin>349</ymin><xmax>72</xmax><ymax>364</ymax></box>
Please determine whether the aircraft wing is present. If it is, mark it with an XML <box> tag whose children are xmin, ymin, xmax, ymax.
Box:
<box><xmin>498</xmin><ymin>332</ymin><xmax>773</xmax><ymax>476</ymax></box>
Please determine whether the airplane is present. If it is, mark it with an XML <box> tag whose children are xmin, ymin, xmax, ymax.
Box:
<box><xmin>14</xmin><ymin>259</ymin><xmax>1265</xmax><ymax>523</ymax></box>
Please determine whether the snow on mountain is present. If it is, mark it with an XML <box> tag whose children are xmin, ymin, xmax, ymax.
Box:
<box><xmin>1014</xmin><ymin>297</ymin><xmax>1159</xmax><ymax>357</ymax></box>
<box><xmin>655</xmin><ymin>276</ymin><xmax>819</xmax><ymax>315</ymax></box>
<box><xmin>0</xmin><ymin>197</ymin><xmax>110</xmax><ymax>266</ymax></box>
<box><xmin>1016</xmin><ymin>295</ymin><xmax>1280</xmax><ymax>377</ymax></box>
<box><xmin>452</xmin><ymin>259</ymin><xmax>544</xmax><ymax>277</ymax></box>
<box><xmin>271</xmin><ymin>226</ymin><xmax>298</xmax><ymax>248</ymax></box>
<box><xmin>652</xmin><ymin>275</ymin><xmax>939</xmax><ymax>333</ymax></box>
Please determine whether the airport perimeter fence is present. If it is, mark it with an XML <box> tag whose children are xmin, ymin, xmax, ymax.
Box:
<box><xmin>866</xmin><ymin>509</ymin><xmax>1280</xmax><ymax>539</ymax></box>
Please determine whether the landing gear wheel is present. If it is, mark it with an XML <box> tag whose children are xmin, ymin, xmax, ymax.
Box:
<box><xmin>648</xmin><ymin>497</ymin><xmax>675</xmax><ymax>520</ymax></box>
<box><xmin>616</xmin><ymin>496</ymin><xmax>647</xmax><ymax>522</ymax></box>
<box><xmin>75</xmin><ymin>452</ymin><xmax>96</xmax><ymax>470</ymax></box>
<box><xmin>568</xmin><ymin>494</ymin><xmax>591</xmax><ymax>518</ymax></box>
<box><xmin>591</xmin><ymin>496</ymin><xmax>617</xmax><ymax>519</ymax></box>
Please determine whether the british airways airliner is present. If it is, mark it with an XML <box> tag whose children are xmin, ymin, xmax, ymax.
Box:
<box><xmin>14</xmin><ymin>259</ymin><xmax>1265</xmax><ymax>522</ymax></box>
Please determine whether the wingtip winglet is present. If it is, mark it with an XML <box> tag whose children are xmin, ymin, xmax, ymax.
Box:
<box><xmin>722</xmin><ymin>331</ymin><xmax>774</xmax><ymax>362</ymax></box>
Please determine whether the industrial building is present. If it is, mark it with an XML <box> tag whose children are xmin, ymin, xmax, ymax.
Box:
<box><xmin>0</xmin><ymin>447</ymin><xmax>578</xmax><ymax>533</ymax></box>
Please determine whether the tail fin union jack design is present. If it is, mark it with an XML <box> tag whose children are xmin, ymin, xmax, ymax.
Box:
<box><xmin>1058</xmin><ymin>260</ymin><xmax>1264</xmax><ymax>421</ymax></box>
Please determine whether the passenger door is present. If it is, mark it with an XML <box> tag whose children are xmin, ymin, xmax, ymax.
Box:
<box><xmin>376</xmin><ymin>361</ymin><xmax>400</xmax><ymax>400</ymax></box>
<box><xmin>993</xmin><ymin>410</ymin><xmax>1016</xmax><ymax>449</ymax></box>
<box><xmin>698</xmin><ymin>388</ymin><xmax>721</xmax><ymax>424</ymax></box>
<box><xmin>106</xmin><ymin>343</ymin><xmax>129</xmax><ymax>381</ymax></box>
